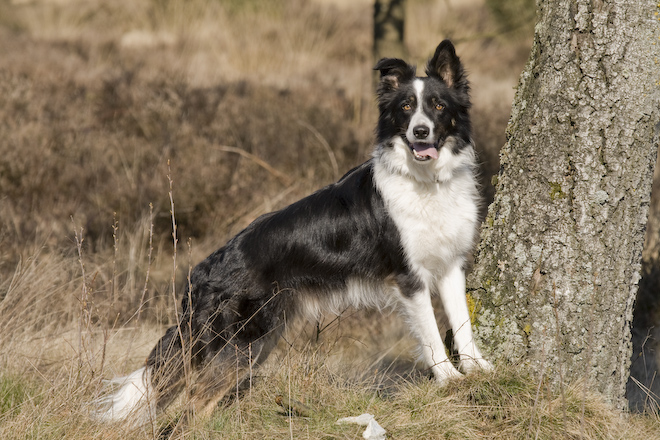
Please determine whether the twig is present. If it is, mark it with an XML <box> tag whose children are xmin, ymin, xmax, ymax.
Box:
<box><xmin>286</xmin><ymin>311</ymin><xmax>294</xmax><ymax>440</ymax></box>
<box><xmin>99</xmin><ymin>327</ymin><xmax>108</xmax><ymax>381</ymax></box>
<box><xmin>168</xmin><ymin>161</ymin><xmax>179</xmax><ymax>308</ymax></box>
<box><xmin>72</xmin><ymin>218</ymin><xmax>89</xmax><ymax>377</ymax></box>
<box><xmin>297</xmin><ymin>120</ymin><xmax>339</xmax><ymax>180</ymax></box>
<box><xmin>111</xmin><ymin>213</ymin><xmax>119</xmax><ymax>311</ymax></box>
<box><xmin>631</xmin><ymin>375</ymin><xmax>660</xmax><ymax>414</ymax></box>
<box><xmin>187</xmin><ymin>237</ymin><xmax>194</xmax><ymax>371</ymax></box>
<box><xmin>167</xmin><ymin>161</ymin><xmax>191</xmax><ymax>392</ymax></box>
<box><xmin>125</xmin><ymin>205</ymin><xmax>156</xmax><ymax>369</ymax></box>
<box><xmin>249</xmin><ymin>343</ymin><xmax>253</xmax><ymax>397</ymax></box>
<box><xmin>136</xmin><ymin>203</ymin><xmax>154</xmax><ymax>324</ymax></box>
<box><xmin>216</xmin><ymin>145</ymin><xmax>292</xmax><ymax>185</ymax></box>
<box><xmin>236</xmin><ymin>344</ymin><xmax>241</xmax><ymax>425</ymax></box>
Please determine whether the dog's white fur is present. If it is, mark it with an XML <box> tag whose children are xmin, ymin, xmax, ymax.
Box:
<box><xmin>406</xmin><ymin>79</ymin><xmax>436</xmax><ymax>145</ymax></box>
<box><xmin>94</xmin><ymin>367</ymin><xmax>155</xmax><ymax>426</ymax></box>
<box><xmin>372</xmin><ymin>79</ymin><xmax>490</xmax><ymax>381</ymax></box>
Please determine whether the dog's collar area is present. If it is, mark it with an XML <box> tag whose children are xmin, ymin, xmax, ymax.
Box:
<box><xmin>409</xmin><ymin>142</ymin><xmax>439</xmax><ymax>161</ymax></box>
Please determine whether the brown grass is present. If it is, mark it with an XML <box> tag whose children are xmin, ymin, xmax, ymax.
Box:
<box><xmin>2</xmin><ymin>0</ymin><xmax>657</xmax><ymax>438</ymax></box>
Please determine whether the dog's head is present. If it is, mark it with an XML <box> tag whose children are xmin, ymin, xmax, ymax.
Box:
<box><xmin>374</xmin><ymin>40</ymin><xmax>473</xmax><ymax>182</ymax></box>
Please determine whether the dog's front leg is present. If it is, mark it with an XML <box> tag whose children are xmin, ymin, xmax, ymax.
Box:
<box><xmin>400</xmin><ymin>289</ymin><xmax>463</xmax><ymax>385</ymax></box>
<box><xmin>438</xmin><ymin>264</ymin><xmax>493</xmax><ymax>374</ymax></box>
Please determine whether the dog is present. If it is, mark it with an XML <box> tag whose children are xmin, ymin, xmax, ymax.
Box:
<box><xmin>95</xmin><ymin>39</ymin><xmax>492</xmax><ymax>425</ymax></box>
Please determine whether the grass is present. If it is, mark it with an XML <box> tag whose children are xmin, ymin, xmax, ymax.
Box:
<box><xmin>0</xmin><ymin>347</ymin><xmax>658</xmax><ymax>439</ymax></box>
<box><xmin>1</xmin><ymin>0</ymin><xmax>658</xmax><ymax>438</ymax></box>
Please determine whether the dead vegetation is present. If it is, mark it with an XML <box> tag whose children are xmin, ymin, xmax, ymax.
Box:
<box><xmin>1</xmin><ymin>0</ymin><xmax>658</xmax><ymax>438</ymax></box>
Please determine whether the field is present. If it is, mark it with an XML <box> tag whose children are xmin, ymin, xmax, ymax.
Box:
<box><xmin>1</xmin><ymin>0</ymin><xmax>659</xmax><ymax>438</ymax></box>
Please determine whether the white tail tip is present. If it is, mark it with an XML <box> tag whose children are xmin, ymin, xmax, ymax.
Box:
<box><xmin>92</xmin><ymin>367</ymin><xmax>156</xmax><ymax>426</ymax></box>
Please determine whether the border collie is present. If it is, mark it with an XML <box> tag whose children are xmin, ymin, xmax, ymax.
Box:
<box><xmin>95</xmin><ymin>39</ymin><xmax>491</xmax><ymax>425</ymax></box>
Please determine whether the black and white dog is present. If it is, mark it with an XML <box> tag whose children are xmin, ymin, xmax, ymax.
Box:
<box><xmin>96</xmin><ymin>40</ymin><xmax>491</xmax><ymax>424</ymax></box>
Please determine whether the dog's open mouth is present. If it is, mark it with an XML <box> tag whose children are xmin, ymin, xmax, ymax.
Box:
<box><xmin>409</xmin><ymin>142</ymin><xmax>439</xmax><ymax>161</ymax></box>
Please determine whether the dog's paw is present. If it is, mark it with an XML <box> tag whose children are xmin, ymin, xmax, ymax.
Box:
<box><xmin>460</xmin><ymin>357</ymin><xmax>493</xmax><ymax>375</ymax></box>
<box><xmin>433</xmin><ymin>363</ymin><xmax>464</xmax><ymax>386</ymax></box>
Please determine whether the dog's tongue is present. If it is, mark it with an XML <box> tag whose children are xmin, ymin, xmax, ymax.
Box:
<box><xmin>412</xmin><ymin>143</ymin><xmax>439</xmax><ymax>159</ymax></box>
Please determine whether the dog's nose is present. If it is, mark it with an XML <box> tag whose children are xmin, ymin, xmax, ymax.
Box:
<box><xmin>413</xmin><ymin>125</ymin><xmax>429</xmax><ymax>139</ymax></box>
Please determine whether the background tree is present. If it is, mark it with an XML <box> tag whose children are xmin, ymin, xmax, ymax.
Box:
<box><xmin>373</xmin><ymin>0</ymin><xmax>407</xmax><ymax>61</ymax></box>
<box><xmin>468</xmin><ymin>0</ymin><xmax>660</xmax><ymax>409</ymax></box>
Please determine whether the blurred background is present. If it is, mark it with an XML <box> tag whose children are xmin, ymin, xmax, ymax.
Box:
<box><xmin>0</xmin><ymin>0</ymin><xmax>532</xmax><ymax>324</ymax></box>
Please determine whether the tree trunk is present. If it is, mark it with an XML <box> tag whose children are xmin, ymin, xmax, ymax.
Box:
<box><xmin>373</xmin><ymin>0</ymin><xmax>407</xmax><ymax>62</ymax></box>
<box><xmin>468</xmin><ymin>0</ymin><xmax>660</xmax><ymax>408</ymax></box>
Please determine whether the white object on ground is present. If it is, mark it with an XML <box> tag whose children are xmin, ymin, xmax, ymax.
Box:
<box><xmin>337</xmin><ymin>413</ymin><xmax>387</xmax><ymax>440</ymax></box>
<box><xmin>362</xmin><ymin>418</ymin><xmax>387</xmax><ymax>440</ymax></box>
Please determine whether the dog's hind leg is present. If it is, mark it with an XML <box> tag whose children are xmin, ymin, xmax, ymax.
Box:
<box><xmin>147</xmin><ymin>324</ymin><xmax>192</xmax><ymax>411</ymax></box>
<box><xmin>187</xmin><ymin>354</ymin><xmax>247</xmax><ymax>420</ymax></box>
<box><xmin>186</xmin><ymin>330</ymin><xmax>283</xmax><ymax>421</ymax></box>
<box><xmin>185</xmin><ymin>357</ymin><xmax>240</xmax><ymax>421</ymax></box>
<box><xmin>164</xmin><ymin>286</ymin><xmax>291</xmax><ymax>423</ymax></box>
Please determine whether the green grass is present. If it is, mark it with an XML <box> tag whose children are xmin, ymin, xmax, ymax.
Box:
<box><xmin>0</xmin><ymin>374</ymin><xmax>34</xmax><ymax>419</ymax></box>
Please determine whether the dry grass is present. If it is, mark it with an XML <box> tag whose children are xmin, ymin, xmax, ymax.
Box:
<box><xmin>1</xmin><ymin>331</ymin><xmax>659</xmax><ymax>439</ymax></box>
<box><xmin>1</xmin><ymin>0</ymin><xmax>658</xmax><ymax>438</ymax></box>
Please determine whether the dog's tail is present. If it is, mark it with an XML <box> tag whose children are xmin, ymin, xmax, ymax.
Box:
<box><xmin>93</xmin><ymin>325</ymin><xmax>189</xmax><ymax>425</ymax></box>
<box><xmin>92</xmin><ymin>366</ymin><xmax>156</xmax><ymax>425</ymax></box>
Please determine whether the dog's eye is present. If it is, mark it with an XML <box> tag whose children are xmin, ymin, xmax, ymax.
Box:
<box><xmin>435</xmin><ymin>103</ymin><xmax>444</xmax><ymax>111</ymax></box>
<box><xmin>402</xmin><ymin>103</ymin><xmax>412</xmax><ymax>111</ymax></box>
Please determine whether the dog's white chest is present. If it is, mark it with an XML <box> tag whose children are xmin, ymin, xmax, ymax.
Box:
<box><xmin>374</xmin><ymin>166</ymin><xmax>478</xmax><ymax>279</ymax></box>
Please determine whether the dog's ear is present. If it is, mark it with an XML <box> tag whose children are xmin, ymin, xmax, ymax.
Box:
<box><xmin>374</xmin><ymin>58</ymin><xmax>416</xmax><ymax>94</ymax></box>
<box><xmin>426</xmin><ymin>40</ymin><xmax>466</xmax><ymax>91</ymax></box>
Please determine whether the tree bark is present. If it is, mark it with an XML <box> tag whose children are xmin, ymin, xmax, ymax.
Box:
<box><xmin>468</xmin><ymin>0</ymin><xmax>660</xmax><ymax>408</ymax></box>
